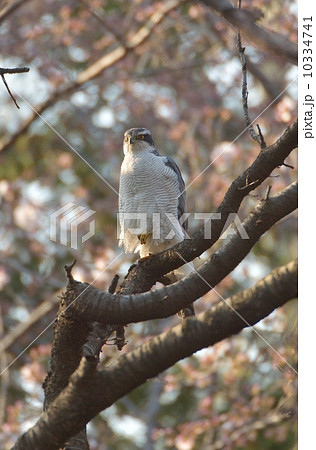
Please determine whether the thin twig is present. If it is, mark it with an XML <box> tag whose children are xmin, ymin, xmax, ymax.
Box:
<box><xmin>64</xmin><ymin>260</ymin><xmax>77</xmax><ymax>282</ymax></box>
<box><xmin>238</xmin><ymin>179</ymin><xmax>259</xmax><ymax>190</ymax></box>
<box><xmin>0</xmin><ymin>67</ymin><xmax>30</xmax><ymax>75</ymax></box>
<box><xmin>257</xmin><ymin>124</ymin><xmax>267</xmax><ymax>148</ymax></box>
<box><xmin>0</xmin><ymin>67</ymin><xmax>30</xmax><ymax>109</ymax></box>
<box><xmin>237</xmin><ymin>34</ymin><xmax>263</xmax><ymax>145</ymax></box>
<box><xmin>264</xmin><ymin>185</ymin><xmax>272</xmax><ymax>201</ymax></box>
<box><xmin>282</xmin><ymin>162</ymin><xmax>295</xmax><ymax>169</ymax></box>
<box><xmin>236</xmin><ymin>2</ymin><xmax>265</xmax><ymax>148</ymax></box>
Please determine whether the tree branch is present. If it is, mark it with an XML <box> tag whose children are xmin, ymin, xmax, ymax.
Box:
<box><xmin>0</xmin><ymin>67</ymin><xmax>30</xmax><ymax>109</ymax></box>
<box><xmin>40</xmin><ymin>273</ymin><xmax>119</xmax><ymax>449</ymax></box>
<box><xmin>12</xmin><ymin>179</ymin><xmax>297</xmax><ymax>450</ymax></box>
<box><xmin>199</xmin><ymin>0</ymin><xmax>297</xmax><ymax>65</ymax></box>
<box><xmin>116</xmin><ymin>119</ymin><xmax>297</xmax><ymax>295</ymax></box>
<box><xmin>11</xmin><ymin>122</ymin><xmax>296</xmax><ymax>449</ymax></box>
<box><xmin>237</xmin><ymin>27</ymin><xmax>266</xmax><ymax>148</ymax></box>
<box><xmin>12</xmin><ymin>259</ymin><xmax>297</xmax><ymax>450</ymax></box>
<box><xmin>56</xmin><ymin>181</ymin><xmax>297</xmax><ymax>325</ymax></box>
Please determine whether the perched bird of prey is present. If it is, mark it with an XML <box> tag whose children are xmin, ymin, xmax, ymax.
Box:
<box><xmin>119</xmin><ymin>127</ymin><xmax>195</xmax><ymax>317</ymax></box>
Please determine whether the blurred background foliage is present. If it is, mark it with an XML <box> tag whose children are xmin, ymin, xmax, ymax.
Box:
<box><xmin>0</xmin><ymin>0</ymin><xmax>297</xmax><ymax>448</ymax></box>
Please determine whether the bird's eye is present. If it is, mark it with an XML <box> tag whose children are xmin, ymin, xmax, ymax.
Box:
<box><xmin>138</xmin><ymin>135</ymin><xmax>145</xmax><ymax>140</ymax></box>
<box><xmin>124</xmin><ymin>136</ymin><xmax>129</xmax><ymax>142</ymax></box>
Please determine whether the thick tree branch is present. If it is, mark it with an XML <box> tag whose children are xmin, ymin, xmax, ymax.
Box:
<box><xmin>0</xmin><ymin>0</ymin><xmax>184</xmax><ymax>155</ymax></box>
<box><xmin>42</xmin><ymin>293</ymin><xmax>91</xmax><ymax>412</ymax></box>
<box><xmin>55</xmin><ymin>181</ymin><xmax>297</xmax><ymax>325</ymax></box>
<box><xmin>13</xmin><ymin>179</ymin><xmax>297</xmax><ymax>449</ymax></box>
<box><xmin>199</xmin><ymin>0</ymin><xmax>297</xmax><ymax>64</ymax></box>
<box><xmin>11</xmin><ymin>122</ymin><xmax>297</xmax><ymax>449</ymax></box>
<box><xmin>40</xmin><ymin>296</ymin><xmax>91</xmax><ymax>449</ymax></box>
<box><xmin>41</xmin><ymin>273</ymin><xmax>119</xmax><ymax>449</ymax></box>
<box><xmin>117</xmin><ymin>120</ymin><xmax>298</xmax><ymax>295</ymax></box>
<box><xmin>12</xmin><ymin>259</ymin><xmax>297</xmax><ymax>450</ymax></box>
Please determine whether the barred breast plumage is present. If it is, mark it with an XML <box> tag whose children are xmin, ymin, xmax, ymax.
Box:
<box><xmin>118</xmin><ymin>127</ymin><xmax>195</xmax><ymax>317</ymax></box>
<box><xmin>119</xmin><ymin>150</ymin><xmax>183</xmax><ymax>255</ymax></box>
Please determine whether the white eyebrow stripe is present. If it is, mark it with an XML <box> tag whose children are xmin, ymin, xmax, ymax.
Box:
<box><xmin>138</xmin><ymin>130</ymin><xmax>150</xmax><ymax>134</ymax></box>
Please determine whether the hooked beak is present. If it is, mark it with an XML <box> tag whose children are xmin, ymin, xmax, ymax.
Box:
<box><xmin>129</xmin><ymin>136</ymin><xmax>135</xmax><ymax>144</ymax></box>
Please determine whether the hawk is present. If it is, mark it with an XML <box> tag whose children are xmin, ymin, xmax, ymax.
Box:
<box><xmin>118</xmin><ymin>127</ymin><xmax>195</xmax><ymax>317</ymax></box>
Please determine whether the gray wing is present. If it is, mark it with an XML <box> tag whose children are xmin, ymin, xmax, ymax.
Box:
<box><xmin>164</xmin><ymin>156</ymin><xmax>188</xmax><ymax>231</ymax></box>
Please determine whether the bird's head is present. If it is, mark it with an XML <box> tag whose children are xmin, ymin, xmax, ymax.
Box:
<box><xmin>123</xmin><ymin>128</ymin><xmax>155</xmax><ymax>155</ymax></box>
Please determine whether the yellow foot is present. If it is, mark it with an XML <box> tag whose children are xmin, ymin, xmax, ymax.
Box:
<box><xmin>137</xmin><ymin>233</ymin><xmax>150</xmax><ymax>245</ymax></box>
